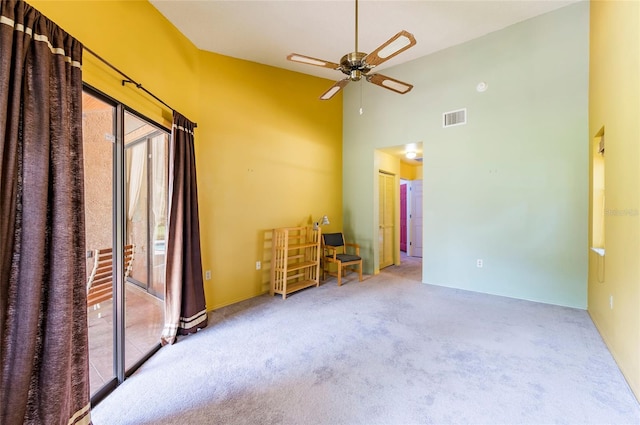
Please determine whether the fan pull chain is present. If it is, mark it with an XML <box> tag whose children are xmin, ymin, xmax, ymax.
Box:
<box><xmin>359</xmin><ymin>80</ymin><xmax>364</xmax><ymax>115</ymax></box>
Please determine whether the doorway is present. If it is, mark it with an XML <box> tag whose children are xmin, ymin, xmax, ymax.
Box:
<box><xmin>375</xmin><ymin>145</ymin><xmax>423</xmax><ymax>278</ymax></box>
<box><xmin>400</xmin><ymin>179</ymin><xmax>423</xmax><ymax>257</ymax></box>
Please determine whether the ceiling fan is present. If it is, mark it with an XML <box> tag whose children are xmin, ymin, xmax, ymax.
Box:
<box><xmin>287</xmin><ymin>0</ymin><xmax>417</xmax><ymax>100</ymax></box>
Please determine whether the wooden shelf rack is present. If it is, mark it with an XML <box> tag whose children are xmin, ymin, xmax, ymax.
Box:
<box><xmin>270</xmin><ymin>226</ymin><xmax>321</xmax><ymax>299</ymax></box>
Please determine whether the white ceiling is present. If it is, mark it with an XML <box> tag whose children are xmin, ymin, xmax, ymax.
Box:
<box><xmin>149</xmin><ymin>0</ymin><xmax>578</xmax><ymax>162</ymax></box>
<box><xmin>150</xmin><ymin>0</ymin><xmax>579</xmax><ymax>82</ymax></box>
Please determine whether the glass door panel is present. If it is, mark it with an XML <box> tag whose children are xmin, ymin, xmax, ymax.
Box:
<box><xmin>82</xmin><ymin>91</ymin><xmax>116</xmax><ymax>396</ymax></box>
<box><xmin>124</xmin><ymin>111</ymin><xmax>167</xmax><ymax>371</ymax></box>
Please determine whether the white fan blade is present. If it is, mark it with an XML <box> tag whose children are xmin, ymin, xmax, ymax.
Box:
<box><xmin>287</xmin><ymin>53</ymin><xmax>341</xmax><ymax>70</ymax></box>
<box><xmin>364</xmin><ymin>30</ymin><xmax>417</xmax><ymax>68</ymax></box>
<box><xmin>366</xmin><ymin>74</ymin><xmax>413</xmax><ymax>94</ymax></box>
<box><xmin>320</xmin><ymin>79</ymin><xmax>350</xmax><ymax>100</ymax></box>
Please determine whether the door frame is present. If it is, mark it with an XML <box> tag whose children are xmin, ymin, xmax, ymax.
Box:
<box><xmin>400</xmin><ymin>181</ymin><xmax>408</xmax><ymax>252</ymax></box>
<box><xmin>407</xmin><ymin>179</ymin><xmax>423</xmax><ymax>258</ymax></box>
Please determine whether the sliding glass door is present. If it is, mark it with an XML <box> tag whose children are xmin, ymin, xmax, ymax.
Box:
<box><xmin>83</xmin><ymin>87</ymin><xmax>168</xmax><ymax>401</ymax></box>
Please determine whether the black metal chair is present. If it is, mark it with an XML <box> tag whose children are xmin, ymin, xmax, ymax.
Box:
<box><xmin>321</xmin><ymin>233</ymin><xmax>363</xmax><ymax>286</ymax></box>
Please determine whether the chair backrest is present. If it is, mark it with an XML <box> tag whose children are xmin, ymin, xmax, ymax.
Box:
<box><xmin>322</xmin><ymin>233</ymin><xmax>345</xmax><ymax>248</ymax></box>
<box><xmin>86</xmin><ymin>244</ymin><xmax>134</xmax><ymax>308</ymax></box>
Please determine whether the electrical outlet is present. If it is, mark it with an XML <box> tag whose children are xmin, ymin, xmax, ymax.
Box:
<box><xmin>256</xmin><ymin>261</ymin><xmax>261</xmax><ymax>270</ymax></box>
<box><xmin>610</xmin><ymin>295</ymin><xmax>613</xmax><ymax>310</ymax></box>
<box><xmin>476</xmin><ymin>259</ymin><xmax>483</xmax><ymax>268</ymax></box>
<box><xmin>205</xmin><ymin>270</ymin><xmax>211</xmax><ymax>280</ymax></box>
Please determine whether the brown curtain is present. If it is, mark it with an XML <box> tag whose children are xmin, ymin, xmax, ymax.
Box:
<box><xmin>0</xmin><ymin>1</ymin><xmax>90</xmax><ymax>424</ymax></box>
<box><xmin>161</xmin><ymin>112</ymin><xmax>207</xmax><ymax>345</ymax></box>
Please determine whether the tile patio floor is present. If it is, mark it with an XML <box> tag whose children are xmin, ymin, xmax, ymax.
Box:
<box><xmin>87</xmin><ymin>283</ymin><xmax>164</xmax><ymax>396</ymax></box>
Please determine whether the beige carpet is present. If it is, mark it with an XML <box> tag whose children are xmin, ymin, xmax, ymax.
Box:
<box><xmin>92</xmin><ymin>257</ymin><xmax>639</xmax><ymax>424</ymax></box>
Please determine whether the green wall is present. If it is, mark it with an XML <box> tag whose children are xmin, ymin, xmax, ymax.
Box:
<box><xmin>343</xmin><ymin>2</ymin><xmax>590</xmax><ymax>308</ymax></box>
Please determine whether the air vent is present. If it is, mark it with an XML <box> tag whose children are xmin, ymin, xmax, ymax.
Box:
<box><xmin>443</xmin><ymin>108</ymin><xmax>467</xmax><ymax>128</ymax></box>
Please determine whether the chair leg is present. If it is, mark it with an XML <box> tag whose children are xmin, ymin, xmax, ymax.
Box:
<box><xmin>358</xmin><ymin>261</ymin><xmax>363</xmax><ymax>282</ymax></box>
<box><xmin>337</xmin><ymin>262</ymin><xmax>342</xmax><ymax>286</ymax></box>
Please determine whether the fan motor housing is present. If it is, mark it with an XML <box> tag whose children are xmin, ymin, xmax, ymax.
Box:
<box><xmin>340</xmin><ymin>52</ymin><xmax>372</xmax><ymax>81</ymax></box>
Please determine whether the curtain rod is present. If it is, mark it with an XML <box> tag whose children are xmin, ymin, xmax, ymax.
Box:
<box><xmin>83</xmin><ymin>46</ymin><xmax>197</xmax><ymax>128</ymax></box>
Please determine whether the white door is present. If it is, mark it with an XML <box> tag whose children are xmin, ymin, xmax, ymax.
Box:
<box><xmin>409</xmin><ymin>179</ymin><xmax>423</xmax><ymax>257</ymax></box>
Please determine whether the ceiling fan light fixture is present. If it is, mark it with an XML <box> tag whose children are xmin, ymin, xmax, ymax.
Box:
<box><xmin>286</xmin><ymin>1</ymin><xmax>416</xmax><ymax>99</ymax></box>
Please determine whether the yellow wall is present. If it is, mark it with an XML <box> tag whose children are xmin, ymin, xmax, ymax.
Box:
<box><xmin>588</xmin><ymin>0</ymin><xmax>640</xmax><ymax>400</ymax></box>
<box><xmin>400</xmin><ymin>163</ymin><xmax>423</xmax><ymax>181</ymax></box>
<box><xmin>196</xmin><ymin>52</ymin><xmax>343</xmax><ymax>308</ymax></box>
<box><xmin>31</xmin><ymin>0</ymin><xmax>200</xmax><ymax>128</ymax></box>
<box><xmin>31</xmin><ymin>0</ymin><xmax>343</xmax><ymax>310</ymax></box>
